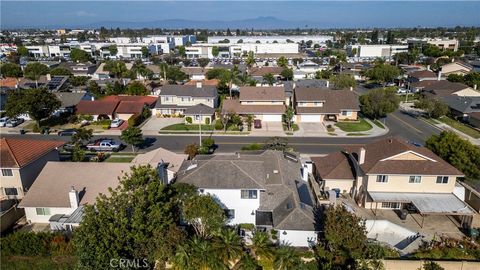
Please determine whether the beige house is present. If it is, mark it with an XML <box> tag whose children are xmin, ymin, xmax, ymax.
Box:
<box><xmin>131</xmin><ymin>147</ymin><xmax>187</xmax><ymax>183</ymax></box>
<box><xmin>294</xmin><ymin>87</ymin><xmax>359</xmax><ymax>122</ymax></box>
<box><xmin>153</xmin><ymin>83</ymin><xmax>218</xmax><ymax>116</ymax></box>
<box><xmin>311</xmin><ymin>137</ymin><xmax>476</xmax><ymax>227</ymax></box>
<box><xmin>183</xmin><ymin>104</ymin><xmax>216</xmax><ymax>125</ymax></box>
<box><xmin>441</xmin><ymin>61</ymin><xmax>473</xmax><ymax>76</ymax></box>
<box><xmin>221</xmin><ymin>86</ymin><xmax>286</xmax><ymax>122</ymax></box>
<box><xmin>0</xmin><ymin>138</ymin><xmax>64</xmax><ymax>200</ymax></box>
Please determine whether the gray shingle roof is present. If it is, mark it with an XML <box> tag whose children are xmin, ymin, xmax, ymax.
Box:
<box><xmin>184</xmin><ymin>104</ymin><xmax>215</xmax><ymax>115</ymax></box>
<box><xmin>442</xmin><ymin>96</ymin><xmax>480</xmax><ymax>114</ymax></box>
<box><xmin>160</xmin><ymin>85</ymin><xmax>217</xmax><ymax>98</ymax></box>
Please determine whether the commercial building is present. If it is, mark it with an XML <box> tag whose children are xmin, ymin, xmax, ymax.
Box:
<box><xmin>347</xmin><ymin>44</ymin><xmax>408</xmax><ymax>58</ymax></box>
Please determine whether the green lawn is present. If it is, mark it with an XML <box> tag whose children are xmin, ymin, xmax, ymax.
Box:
<box><xmin>161</xmin><ymin>123</ymin><xmax>215</xmax><ymax>131</ymax></box>
<box><xmin>373</xmin><ymin>120</ymin><xmax>385</xmax><ymax>129</ymax></box>
<box><xmin>438</xmin><ymin>117</ymin><xmax>480</xmax><ymax>139</ymax></box>
<box><xmin>104</xmin><ymin>156</ymin><xmax>135</xmax><ymax>163</ymax></box>
<box><xmin>1</xmin><ymin>256</ymin><xmax>77</xmax><ymax>270</ymax></box>
<box><xmin>347</xmin><ymin>133</ymin><xmax>368</xmax><ymax>136</ymax></box>
<box><xmin>335</xmin><ymin>118</ymin><xmax>373</xmax><ymax>132</ymax></box>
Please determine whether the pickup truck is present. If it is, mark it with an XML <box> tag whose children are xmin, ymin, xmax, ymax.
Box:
<box><xmin>86</xmin><ymin>139</ymin><xmax>123</xmax><ymax>152</ymax></box>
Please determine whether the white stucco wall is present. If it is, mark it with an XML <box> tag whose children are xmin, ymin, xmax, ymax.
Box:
<box><xmin>24</xmin><ymin>207</ymin><xmax>76</xmax><ymax>223</ymax></box>
<box><xmin>278</xmin><ymin>230</ymin><xmax>317</xmax><ymax>247</ymax></box>
<box><xmin>202</xmin><ymin>188</ymin><xmax>261</xmax><ymax>225</ymax></box>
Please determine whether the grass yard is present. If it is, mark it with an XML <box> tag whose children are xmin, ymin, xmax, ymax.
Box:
<box><xmin>161</xmin><ymin>123</ymin><xmax>215</xmax><ymax>131</ymax></box>
<box><xmin>104</xmin><ymin>156</ymin><xmax>135</xmax><ymax>163</ymax></box>
<box><xmin>438</xmin><ymin>117</ymin><xmax>480</xmax><ymax>139</ymax></box>
<box><xmin>373</xmin><ymin>120</ymin><xmax>385</xmax><ymax>129</ymax></box>
<box><xmin>1</xmin><ymin>256</ymin><xmax>77</xmax><ymax>270</ymax></box>
<box><xmin>335</xmin><ymin>118</ymin><xmax>373</xmax><ymax>132</ymax></box>
<box><xmin>347</xmin><ymin>133</ymin><xmax>368</xmax><ymax>136</ymax></box>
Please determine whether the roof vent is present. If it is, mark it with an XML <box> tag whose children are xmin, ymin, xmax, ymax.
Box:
<box><xmin>186</xmin><ymin>164</ymin><xmax>198</xmax><ymax>171</ymax></box>
<box><xmin>283</xmin><ymin>152</ymin><xmax>298</xmax><ymax>163</ymax></box>
<box><xmin>273</xmin><ymin>170</ymin><xmax>279</xmax><ymax>174</ymax></box>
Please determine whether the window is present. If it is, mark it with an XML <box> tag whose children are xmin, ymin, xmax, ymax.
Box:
<box><xmin>241</xmin><ymin>190</ymin><xmax>258</xmax><ymax>199</ymax></box>
<box><xmin>409</xmin><ymin>176</ymin><xmax>422</xmax><ymax>183</ymax></box>
<box><xmin>376</xmin><ymin>175</ymin><xmax>388</xmax><ymax>183</ymax></box>
<box><xmin>164</xmin><ymin>96</ymin><xmax>170</xmax><ymax>101</ymax></box>
<box><xmin>194</xmin><ymin>115</ymin><xmax>200</xmax><ymax>120</ymax></box>
<box><xmin>4</xmin><ymin>188</ymin><xmax>18</xmax><ymax>196</ymax></box>
<box><xmin>341</xmin><ymin>111</ymin><xmax>353</xmax><ymax>116</ymax></box>
<box><xmin>381</xmin><ymin>202</ymin><xmax>400</xmax><ymax>209</ymax></box>
<box><xmin>225</xmin><ymin>209</ymin><xmax>235</xmax><ymax>219</ymax></box>
<box><xmin>36</xmin><ymin>208</ymin><xmax>51</xmax><ymax>215</ymax></box>
<box><xmin>436</xmin><ymin>176</ymin><xmax>449</xmax><ymax>184</ymax></box>
<box><xmin>1</xmin><ymin>169</ymin><xmax>13</xmax><ymax>176</ymax></box>
<box><xmin>314</xmin><ymin>102</ymin><xmax>323</xmax><ymax>107</ymax></box>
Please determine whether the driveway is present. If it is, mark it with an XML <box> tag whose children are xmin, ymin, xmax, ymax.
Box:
<box><xmin>297</xmin><ymin>122</ymin><xmax>327</xmax><ymax>135</ymax></box>
<box><xmin>141</xmin><ymin>117</ymin><xmax>184</xmax><ymax>134</ymax></box>
<box><xmin>250</xmin><ymin>121</ymin><xmax>284</xmax><ymax>136</ymax></box>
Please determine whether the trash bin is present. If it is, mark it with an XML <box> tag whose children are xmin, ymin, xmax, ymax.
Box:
<box><xmin>19</xmin><ymin>129</ymin><xmax>26</xmax><ymax>135</ymax></box>
<box><xmin>399</xmin><ymin>209</ymin><xmax>408</xmax><ymax>220</ymax></box>
<box><xmin>469</xmin><ymin>228</ymin><xmax>479</xmax><ymax>239</ymax></box>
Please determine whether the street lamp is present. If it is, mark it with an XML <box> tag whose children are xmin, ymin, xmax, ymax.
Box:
<box><xmin>197</xmin><ymin>114</ymin><xmax>202</xmax><ymax>147</ymax></box>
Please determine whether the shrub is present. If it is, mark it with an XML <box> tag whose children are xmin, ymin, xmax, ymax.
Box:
<box><xmin>241</xmin><ymin>143</ymin><xmax>263</xmax><ymax>151</ymax></box>
<box><xmin>238</xmin><ymin>223</ymin><xmax>255</xmax><ymax>230</ymax></box>
<box><xmin>185</xmin><ymin>116</ymin><xmax>192</xmax><ymax>124</ymax></box>
<box><xmin>205</xmin><ymin>117</ymin><xmax>210</xmax><ymax>125</ymax></box>
<box><xmin>202</xmin><ymin>137</ymin><xmax>215</xmax><ymax>149</ymax></box>
<box><xmin>77</xmin><ymin>114</ymin><xmax>94</xmax><ymax>122</ymax></box>
<box><xmin>128</xmin><ymin>113</ymin><xmax>142</xmax><ymax>127</ymax></box>
<box><xmin>141</xmin><ymin>107</ymin><xmax>151</xmax><ymax>119</ymax></box>
<box><xmin>214</xmin><ymin>120</ymin><xmax>224</xmax><ymax>130</ymax></box>
<box><xmin>0</xmin><ymin>231</ymin><xmax>74</xmax><ymax>257</ymax></box>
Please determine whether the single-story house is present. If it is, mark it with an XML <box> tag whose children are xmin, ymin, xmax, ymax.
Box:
<box><xmin>441</xmin><ymin>96</ymin><xmax>480</xmax><ymax>121</ymax></box>
<box><xmin>418</xmin><ymin>81</ymin><xmax>480</xmax><ymax>98</ymax></box>
<box><xmin>181</xmin><ymin>67</ymin><xmax>209</xmax><ymax>81</ymax></box>
<box><xmin>441</xmin><ymin>61</ymin><xmax>473</xmax><ymax>76</ymax></box>
<box><xmin>54</xmin><ymin>92</ymin><xmax>94</xmax><ymax>114</ymax></box>
<box><xmin>76</xmin><ymin>95</ymin><xmax>157</xmax><ymax>121</ymax></box>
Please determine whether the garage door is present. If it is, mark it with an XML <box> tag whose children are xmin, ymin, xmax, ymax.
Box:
<box><xmin>300</xmin><ymin>115</ymin><xmax>322</xmax><ymax>122</ymax></box>
<box><xmin>262</xmin><ymin>114</ymin><xmax>282</xmax><ymax>122</ymax></box>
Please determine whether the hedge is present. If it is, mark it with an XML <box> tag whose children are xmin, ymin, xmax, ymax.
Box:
<box><xmin>128</xmin><ymin>113</ymin><xmax>142</xmax><ymax>127</ymax></box>
<box><xmin>1</xmin><ymin>231</ymin><xmax>74</xmax><ymax>256</ymax></box>
<box><xmin>185</xmin><ymin>116</ymin><xmax>192</xmax><ymax>124</ymax></box>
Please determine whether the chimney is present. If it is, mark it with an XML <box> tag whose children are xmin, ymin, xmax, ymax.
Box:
<box><xmin>437</xmin><ymin>71</ymin><xmax>442</xmax><ymax>81</ymax></box>
<box><xmin>69</xmin><ymin>186</ymin><xmax>79</xmax><ymax>209</ymax></box>
<box><xmin>46</xmin><ymin>74</ymin><xmax>51</xmax><ymax>81</ymax></box>
<box><xmin>359</xmin><ymin>147</ymin><xmax>366</xmax><ymax>165</ymax></box>
<box><xmin>196</xmin><ymin>81</ymin><xmax>202</xmax><ymax>88</ymax></box>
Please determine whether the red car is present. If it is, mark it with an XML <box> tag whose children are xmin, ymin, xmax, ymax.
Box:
<box><xmin>254</xmin><ymin>119</ymin><xmax>262</xmax><ymax>129</ymax></box>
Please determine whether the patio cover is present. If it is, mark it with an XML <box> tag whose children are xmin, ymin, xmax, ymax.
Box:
<box><xmin>368</xmin><ymin>192</ymin><xmax>476</xmax><ymax>215</ymax></box>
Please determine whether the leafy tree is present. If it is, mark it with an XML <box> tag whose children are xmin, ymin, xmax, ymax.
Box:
<box><xmin>274</xmin><ymin>245</ymin><xmax>302</xmax><ymax>270</ymax></box>
<box><xmin>141</xmin><ymin>46</ymin><xmax>149</xmax><ymax>58</ymax></box>
<box><xmin>120</xmin><ymin>126</ymin><xmax>144</xmax><ymax>153</ymax></box>
<box><xmin>281</xmin><ymin>68</ymin><xmax>293</xmax><ymax>81</ymax></box>
<box><xmin>70</xmin><ymin>76</ymin><xmax>90</xmax><ymax>87</ymax></box>
<box><xmin>159</xmin><ymin>63</ymin><xmax>188</xmax><ymax>84</ymax></box>
<box><xmin>71</xmin><ymin>127</ymin><xmax>93</xmax><ymax>146</ymax></box>
<box><xmin>0</xmin><ymin>62</ymin><xmax>23</xmax><ymax>78</ymax></box>
<box><xmin>126</xmin><ymin>81</ymin><xmax>148</xmax><ymax>96</ymax></box>
<box><xmin>364</xmin><ymin>63</ymin><xmax>401</xmax><ymax>85</ymax></box>
<box><xmin>16</xmin><ymin>46</ymin><xmax>29</xmax><ymax>56</ymax></box>
<box><xmin>426</xmin><ymin>131</ymin><xmax>480</xmax><ymax>179</ymax></box>
<box><xmin>414</xmin><ymin>97</ymin><xmax>449</xmax><ymax>119</ymax></box>
<box><xmin>263</xmin><ymin>137</ymin><xmax>289</xmax><ymax>151</ymax></box>
<box><xmin>74</xmin><ymin>166</ymin><xmax>186</xmax><ymax>269</ymax></box>
<box><xmin>359</xmin><ymin>87</ymin><xmax>399</xmax><ymax>119</ymax></box>
<box><xmin>251</xmin><ymin>231</ymin><xmax>274</xmax><ymax>260</ymax></box>
<box><xmin>183</xmin><ymin>194</ymin><xmax>226</xmax><ymax>238</ymax></box>
<box><xmin>447</xmin><ymin>73</ymin><xmax>465</xmax><ymax>83</ymax></box>
<box><xmin>246</xmin><ymin>114</ymin><xmax>254</xmax><ymax>131</ymax></box>
<box><xmin>184</xmin><ymin>143</ymin><xmax>198</xmax><ymax>159</ymax></box>
<box><xmin>370</xmin><ymin>30</ymin><xmax>379</xmax><ymax>44</ymax></box>
<box><xmin>331</xmin><ymin>74</ymin><xmax>356</xmax><ymax>90</ymax></box>
<box><xmin>24</xmin><ymin>62</ymin><xmax>49</xmax><ymax>88</ymax></box>
<box><xmin>132</xmin><ymin>62</ymin><xmax>153</xmax><ymax>80</ymax></box>
<box><xmin>70</xmin><ymin>48</ymin><xmax>92</xmax><ymax>63</ymax></box>
<box><xmin>197</xmin><ymin>58</ymin><xmax>210</xmax><ymax>68</ymax></box>
<box><xmin>283</xmin><ymin>106</ymin><xmax>295</xmax><ymax>131</ymax></box>
<box><xmin>236</xmin><ymin>253</ymin><xmax>261</xmax><ymax>270</ymax></box>
<box><xmin>263</xmin><ymin>73</ymin><xmax>275</xmax><ymax>86</ymax></box>
<box><xmin>49</xmin><ymin>67</ymin><xmax>73</xmax><ymax>76</ymax></box>
<box><xmin>464</xmin><ymin>72</ymin><xmax>480</xmax><ymax>88</ymax></box>
<box><xmin>316</xmin><ymin>205</ymin><xmax>373</xmax><ymax>269</ymax></box>
<box><xmin>213</xmin><ymin>229</ymin><xmax>243</xmax><ymax>267</ymax></box>
<box><xmin>103</xmin><ymin>60</ymin><xmax>128</xmax><ymax>78</ymax></box>
<box><xmin>5</xmin><ymin>88</ymin><xmax>60</xmax><ymax>126</ymax></box>
<box><xmin>277</xmin><ymin>56</ymin><xmax>288</xmax><ymax>68</ymax></box>
<box><xmin>172</xmin><ymin>236</ymin><xmax>224</xmax><ymax>270</ymax></box>
<box><xmin>421</xmin><ymin>261</ymin><xmax>445</xmax><ymax>270</ymax></box>
<box><xmin>177</xmin><ymin>46</ymin><xmax>186</xmax><ymax>57</ymax></box>
<box><xmin>108</xmin><ymin>44</ymin><xmax>118</xmax><ymax>56</ymax></box>
<box><xmin>315</xmin><ymin>69</ymin><xmax>332</xmax><ymax>79</ymax></box>
<box><xmin>87</xmin><ymin>80</ymin><xmax>103</xmax><ymax>98</ymax></box>
<box><xmin>212</xmin><ymin>46</ymin><xmax>219</xmax><ymax>57</ymax></box>
<box><xmin>72</xmin><ymin>144</ymin><xmax>86</xmax><ymax>162</ymax></box>
<box><xmin>245</xmin><ymin>51</ymin><xmax>255</xmax><ymax>68</ymax></box>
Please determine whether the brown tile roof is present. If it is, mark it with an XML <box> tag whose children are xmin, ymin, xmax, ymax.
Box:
<box><xmin>0</xmin><ymin>77</ymin><xmax>18</xmax><ymax>88</ymax></box>
<box><xmin>249</xmin><ymin>67</ymin><xmax>284</xmax><ymax>76</ymax></box>
<box><xmin>409</xmin><ymin>70</ymin><xmax>437</xmax><ymax>79</ymax></box>
<box><xmin>295</xmin><ymin>88</ymin><xmax>359</xmax><ymax>114</ymax></box>
<box><xmin>311</xmin><ymin>152</ymin><xmax>355</xmax><ymax>180</ymax></box>
<box><xmin>101</xmin><ymin>95</ymin><xmax>157</xmax><ymax>106</ymax></box>
<box><xmin>115</xmin><ymin>101</ymin><xmax>146</xmax><ymax>114</ymax></box>
<box><xmin>18</xmin><ymin>162</ymin><xmax>131</xmax><ymax>208</ymax></box>
<box><xmin>348</xmin><ymin>137</ymin><xmax>463</xmax><ymax>176</ymax></box>
<box><xmin>185</xmin><ymin>79</ymin><xmax>219</xmax><ymax>86</ymax></box>
<box><xmin>469</xmin><ymin>112</ymin><xmax>480</xmax><ymax>120</ymax></box>
<box><xmin>181</xmin><ymin>67</ymin><xmax>209</xmax><ymax>75</ymax></box>
<box><xmin>0</xmin><ymin>138</ymin><xmax>64</xmax><ymax>168</ymax></box>
<box><xmin>239</xmin><ymin>86</ymin><xmax>285</xmax><ymax>101</ymax></box>
<box><xmin>222</xmin><ymin>99</ymin><xmax>285</xmax><ymax>114</ymax></box>
<box><xmin>76</xmin><ymin>100</ymin><xmax>118</xmax><ymax>115</ymax></box>
<box><xmin>76</xmin><ymin>95</ymin><xmax>157</xmax><ymax>115</ymax></box>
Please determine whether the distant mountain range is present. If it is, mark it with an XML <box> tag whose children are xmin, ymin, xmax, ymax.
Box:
<box><xmin>77</xmin><ymin>16</ymin><xmax>320</xmax><ymax>30</ymax></box>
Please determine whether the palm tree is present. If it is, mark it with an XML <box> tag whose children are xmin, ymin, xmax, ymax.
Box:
<box><xmin>274</xmin><ymin>245</ymin><xmax>302</xmax><ymax>270</ymax></box>
<box><xmin>245</xmin><ymin>51</ymin><xmax>255</xmax><ymax>68</ymax></box>
<box><xmin>238</xmin><ymin>72</ymin><xmax>253</xmax><ymax>86</ymax></box>
<box><xmin>250</xmin><ymin>231</ymin><xmax>274</xmax><ymax>261</ymax></box>
<box><xmin>277</xmin><ymin>56</ymin><xmax>288</xmax><ymax>68</ymax></box>
<box><xmin>233</xmin><ymin>253</ymin><xmax>261</xmax><ymax>270</ymax></box>
<box><xmin>171</xmin><ymin>244</ymin><xmax>193</xmax><ymax>270</ymax></box>
<box><xmin>214</xmin><ymin>229</ymin><xmax>244</xmax><ymax>267</ymax></box>
<box><xmin>190</xmin><ymin>237</ymin><xmax>224</xmax><ymax>270</ymax></box>
<box><xmin>228</xmin><ymin>65</ymin><xmax>241</xmax><ymax>97</ymax></box>
<box><xmin>262</xmin><ymin>73</ymin><xmax>275</xmax><ymax>86</ymax></box>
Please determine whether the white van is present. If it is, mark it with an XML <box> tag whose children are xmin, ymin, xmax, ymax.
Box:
<box><xmin>0</xmin><ymin>117</ymin><xmax>9</xmax><ymax>127</ymax></box>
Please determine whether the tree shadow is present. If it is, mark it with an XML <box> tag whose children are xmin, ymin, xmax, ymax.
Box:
<box><xmin>139</xmin><ymin>137</ymin><xmax>157</xmax><ymax>149</ymax></box>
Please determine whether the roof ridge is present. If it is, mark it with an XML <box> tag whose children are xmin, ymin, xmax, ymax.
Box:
<box><xmin>230</xmin><ymin>161</ymin><xmax>264</xmax><ymax>188</ymax></box>
<box><xmin>1</xmin><ymin>138</ymin><xmax>20</xmax><ymax>167</ymax></box>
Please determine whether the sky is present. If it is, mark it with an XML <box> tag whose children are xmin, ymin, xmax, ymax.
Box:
<box><xmin>1</xmin><ymin>1</ymin><xmax>480</xmax><ymax>29</ymax></box>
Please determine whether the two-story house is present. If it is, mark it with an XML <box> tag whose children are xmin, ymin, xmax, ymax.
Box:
<box><xmin>222</xmin><ymin>86</ymin><xmax>286</xmax><ymax>122</ymax></box>
<box><xmin>294</xmin><ymin>87</ymin><xmax>360</xmax><ymax>122</ymax></box>
<box><xmin>175</xmin><ymin>150</ymin><xmax>318</xmax><ymax>247</ymax></box>
<box><xmin>0</xmin><ymin>138</ymin><xmax>64</xmax><ymax>200</ymax></box>
<box><xmin>152</xmin><ymin>83</ymin><xmax>218</xmax><ymax>116</ymax></box>
<box><xmin>311</xmin><ymin>137</ymin><xmax>475</xmax><ymax>228</ymax></box>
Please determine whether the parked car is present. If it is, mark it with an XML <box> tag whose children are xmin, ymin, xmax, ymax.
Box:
<box><xmin>0</xmin><ymin>117</ymin><xmax>9</xmax><ymax>127</ymax></box>
<box><xmin>86</xmin><ymin>139</ymin><xmax>123</xmax><ymax>152</ymax></box>
<box><xmin>396</xmin><ymin>88</ymin><xmax>409</xmax><ymax>95</ymax></box>
<box><xmin>110</xmin><ymin>119</ymin><xmax>124</xmax><ymax>128</ymax></box>
<box><xmin>58</xmin><ymin>129</ymin><xmax>78</xmax><ymax>136</ymax></box>
<box><xmin>254</xmin><ymin>119</ymin><xmax>262</xmax><ymax>129</ymax></box>
<box><xmin>5</xmin><ymin>118</ymin><xmax>24</xmax><ymax>127</ymax></box>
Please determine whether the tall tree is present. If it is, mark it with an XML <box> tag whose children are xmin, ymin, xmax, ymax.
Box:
<box><xmin>281</xmin><ymin>68</ymin><xmax>293</xmax><ymax>81</ymax></box>
<box><xmin>274</xmin><ymin>245</ymin><xmax>302</xmax><ymax>270</ymax></box>
<box><xmin>24</xmin><ymin>62</ymin><xmax>49</xmax><ymax>88</ymax></box>
<box><xmin>364</xmin><ymin>63</ymin><xmax>401</xmax><ymax>85</ymax></box>
<box><xmin>108</xmin><ymin>45</ymin><xmax>118</xmax><ymax>56</ymax></box>
<box><xmin>49</xmin><ymin>67</ymin><xmax>73</xmax><ymax>76</ymax></box>
<box><xmin>283</xmin><ymin>106</ymin><xmax>295</xmax><ymax>131</ymax></box>
<box><xmin>183</xmin><ymin>194</ymin><xmax>226</xmax><ymax>238</ymax></box>
<box><xmin>5</xmin><ymin>88</ymin><xmax>60</xmax><ymax>127</ymax></box>
<box><xmin>16</xmin><ymin>46</ymin><xmax>29</xmax><ymax>57</ymax></box>
<box><xmin>359</xmin><ymin>87</ymin><xmax>399</xmax><ymax>119</ymax></box>
<box><xmin>277</xmin><ymin>56</ymin><xmax>288</xmax><ymax>68</ymax></box>
<box><xmin>70</xmin><ymin>48</ymin><xmax>92</xmax><ymax>63</ymax></box>
<box><xmin>331</xmin><ymin>74</ymin><xmax>356</xmax><ymax>90</ymax></box>
<box><xmin>0</xmin><ymin>63</ymin><xmax>23</xmax><ymax>78</ymax></box>
<box><xmin>262</xmin><ymin>73</ymin><xmax>275</xmax><ymax>86</ymax></box>
<box><xmin>213</xmin><ymin>229</ymin><xmax>243</xmax><ymax>267</ymax></box>
<box><xmin>212</xmin><ymin>46</ymin><xmax>219</xmax><ymax>57</ymax></box>
<box><xmin>126</xmin><ymin>81</ymin><xmax>149</xmax><ymax>96</ymax></box>
<box><xmin>120</xmin><ymin>126</ymin><xmax>144</xmax><ymax>153</ymax></box>
<box><xmin>245</xmin><ymin>51</ymin><xmax>255</xmax><ymax>68</ymax></box>
<box><xmin>414</xmin><ymin>97</ymin><xmax>449</xmax><ymax>119</ymax></box>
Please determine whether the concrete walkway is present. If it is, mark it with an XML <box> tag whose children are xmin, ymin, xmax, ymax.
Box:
<box><xmin>294</xmin><ymin>118</ymin><xmax>388</xmax><ymax>138</ymax></box>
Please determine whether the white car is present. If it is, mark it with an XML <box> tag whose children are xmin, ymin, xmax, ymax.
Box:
<box><xmin>110</xmin><ymin>119</ymin><xmax>124</xmax><ymax>128</ymax></box>
<box><xmin>397</xmin><ymin>88</ymin><xmax>409</xmax><ymax>95</ymax></box>
<box><xmin>0</xmin><ymin>117</ymin><xmax>9</xmax><ymax>127</ymax></box>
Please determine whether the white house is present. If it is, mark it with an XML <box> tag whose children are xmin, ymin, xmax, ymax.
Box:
<box><xmin>176</xmin><ymin>151</ymin><xmax>318</xmax><ymax>247</ymax></box>
<box><xmin>347</xmin><ymin>44</ymin><xmax>408</xmax><ymax>58</ymax></box>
